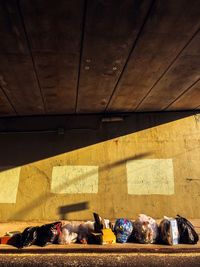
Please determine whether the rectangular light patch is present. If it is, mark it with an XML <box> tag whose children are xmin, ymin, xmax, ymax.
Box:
<box><xmin>51</xmin><ymin>165</ymin><xmax>98</xmax><ymax>194</ymax></box>
<box><xmin>126</xmin><ymin>159</ymin><xmax>174</xmax><ymax>195</ymax></box>
<box><xmin>0</xmin><ymin>167</ymin><xmax>21</xmax><ymax>203</ymax></box>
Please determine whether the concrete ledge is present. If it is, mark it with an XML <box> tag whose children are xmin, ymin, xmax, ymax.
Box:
<box><xmin>1</xmin><ymin>243</ymin><xmax>200</xmax><ymax>255</ymax></box>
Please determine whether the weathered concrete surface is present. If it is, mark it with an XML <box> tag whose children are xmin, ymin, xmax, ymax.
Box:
<box><xmin>0</xmin><ymin>112</ymin><xmax>200</xmax><ymax>221</ymax></box>
<box><xmin>0</xmin><ymin>253</ymin><xmax>200</xmax><ymax>267</ymax></box>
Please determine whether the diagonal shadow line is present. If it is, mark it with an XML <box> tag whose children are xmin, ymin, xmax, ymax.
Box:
<box><xmin>9</xmin><ymin>152</ymin><xmax>151</xmax><ymax>220</ymax></box>
<box><xmin>0</xmin><ymin>111</ymin><xmax>197</xmax><ymax>168</ymax></box>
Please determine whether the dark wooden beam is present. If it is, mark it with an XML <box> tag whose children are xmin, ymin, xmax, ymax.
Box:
<box><xmin>0</xmin><ymin>54</ymin><xmax>45</xmax><ymax>115</ymax></box>
<box><xmin>0</xmin><ymin>0</ymin><xmax>45</xmax><ymax>115</ymax></box>
<box><xmin>196</xmin><ymin>104</ymin><xmax>200</xmax><ymax>110</ymax></box>
<box><xmin>138</xmin><ymin>31</ymin><xmax>200</xmax><ymax>111</ymax></box>
<box><xmin>0</xmin><ymin>88</ymin><xmax>16</xmax><ymax>116</ymax></box>
<box><xmin>107</xmin><ymin>0</ymin><xmax>200</xmax><ymax>112</ymax></box>
<box><xmin>0</xmin><ymin>0</ymin><xmax>28</xmax><ymax>54</ymax></box>
<box><xmin>20</xmin><ymin>0</ymin><xmax>84</xmax><ymax>114</ymax></box>
<box><xmin>166</xmin><ymin>80</ymin><xmax>200</xmax><ymax>111</ymax></box>
<box><xmin>76</xmin><ymin>0</ymin><xmax>152</xmax><ymax>113</ymax></box>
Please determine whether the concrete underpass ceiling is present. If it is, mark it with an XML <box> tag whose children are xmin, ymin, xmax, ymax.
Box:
<box><xmin>0</xmin><ymin>0</ymin><xmax>200</xmax><ymax>118</ymax></box>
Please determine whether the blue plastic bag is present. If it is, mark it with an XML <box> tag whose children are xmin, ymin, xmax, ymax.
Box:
<box><xmin>114</xmin><ymin>218</ymin><xmax>133</xmax><ymax>243</ymax></box>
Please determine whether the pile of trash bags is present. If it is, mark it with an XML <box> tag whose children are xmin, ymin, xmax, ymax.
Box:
<box><xmin>3</xmin><ymin>213</ymin><xmax>199</xmax><ymax>248</ymax></box>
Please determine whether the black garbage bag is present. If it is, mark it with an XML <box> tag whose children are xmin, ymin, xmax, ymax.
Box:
<box><xmin>176</xmin><ymin>215</ymin><xmax>199</xmax><ymax>244</ymax></box>
<box><xmin>7</xmin><ymin>233</ymin><xmax>23</xmax><ymax>248</ymax></box>
<box><xmin>18</xmin><ymin>226</ymin><xmax>39</xmax><ymax>248</ymax></box>
<box><xmin>36</xmin><ymin>221</ymin><xmax>62</xmax><ymax>247</ymax></box>
<box><xmin>158</xmin><ymin>219</ymin><xmax>171</xmax><ymax>245</ymax></box>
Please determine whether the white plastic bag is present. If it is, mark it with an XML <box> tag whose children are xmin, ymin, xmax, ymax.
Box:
<box><xmin>132</xmin><ymin>214</ymin><xmax>158</xmax><ymax>244</ymax></box>
<box><xmin>58</xmin><ymin>221</ymin><xmax>95</xmax><ymax>245</ymax></box>
<box><xmin>58</xmin><ymin>224</ymin><xmax>78</xmax><ymax>244</ymax></box>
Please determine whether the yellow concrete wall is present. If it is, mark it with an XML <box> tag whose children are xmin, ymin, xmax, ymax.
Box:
<box><xmin>0</xmin><ymin>113</ymin><xmax>200</xmax><ymax>221</ymax></box>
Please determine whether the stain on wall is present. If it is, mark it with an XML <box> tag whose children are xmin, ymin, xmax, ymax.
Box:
<box><xmin>0</xmin><ymin>112</ymin><xmax>199</xmax><ymax>221</ymax></box>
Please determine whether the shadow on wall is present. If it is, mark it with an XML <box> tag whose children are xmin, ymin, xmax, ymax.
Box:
<box><xmin>8</xmin><ymin>152</ymin><xmax>150</xmax><ymax>220</ymax></box>
<box><xmin>58</xmin><ymin>202</ymin><xmax>89</xmax><ymax>220</ymax></box>
<box><xmin>0</xmin><ymin>111</ymin><xmax>198</xmax><ymax>168</ymax></box>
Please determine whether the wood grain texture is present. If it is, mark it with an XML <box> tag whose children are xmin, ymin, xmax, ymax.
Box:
<box><xmin>0</xmin><ymin>54</ymin><xmax>45</xmax><ymax>115</ymax></box>
<box><xmin>20</xmin><ymin>0</ymin><xmax>84</xmax><ymax>114</ymax></box>
<box><xmin>107</xmin><ymin>0</ymin><xmax>200</xmax><ymax>112</ymax></box>
<box><xmin>0</xmin><ymin>0</ymin><xmax>28</xmax><ymax>54</ymax></box>
<box><xmin>76</xmin><ymin>0</ymin><xmax>152</xmax><ymax>113</ymax></box>
<box><xmin>166</xmin><ymin>80</ymin><xmax>200</xmax><ymax>111</ymax></box>
<box><xmin>0</xmin><ymin>0</ymin><xmax>200</xmax><ymax>116</ymax></box>
<box><xmin>0</xmin><ymin>0</ymin><xmax>45</xmax><ymax>115</ymax></box>
<box><xmin>139</xmin><ymin>31</ymin><xmax>200</xmax><ymax>111</ymax></box>
<box><xmin>0</xmin><ymin>88</ymin><xmax>15</xmax><ymax>116</ymax></box>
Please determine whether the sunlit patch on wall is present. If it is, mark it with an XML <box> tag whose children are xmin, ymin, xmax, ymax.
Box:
<box><xmin>51</xmin><ymin>165</ymin><xmax>98</xmax><ymax>194</ymax></box>
<box><xmin>0</xmin><ymin>167</ymin><xmax>21</xmax><ymax>203</ymax></box>
<box><xmin>126</xmin><ymin>159</ymin><xmax>174</xmax><ymax>195</ymax></box>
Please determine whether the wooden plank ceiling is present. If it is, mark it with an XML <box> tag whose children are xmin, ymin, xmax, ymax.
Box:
<box><xmin>0</xmin><ymin>0</ymin><xmax>200</xmax><ymax>117</ymax></box>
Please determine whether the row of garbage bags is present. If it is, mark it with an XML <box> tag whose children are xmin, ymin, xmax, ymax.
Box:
<box><xmin>5</xmin><ymin>214</ymin><xmax>199</xmax><ymax>248</ymax></box>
